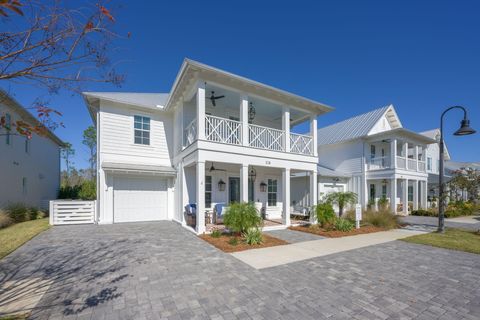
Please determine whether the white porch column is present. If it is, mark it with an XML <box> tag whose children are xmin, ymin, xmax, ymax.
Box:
<box><xmin>310</xmin><ymin>115</ymin><xmax>318</xmax><ymax>157</ymax></box>
<box><xmin>413</xmin><ymin>180</ymin><xmax>419</xmax><ymax>210</ymax></box>
<box><xmin>282</xmin><ymin>168</ymin><xmax>291</xmax><ymax>226</ymax></box>
<box><xmin>180</xmin><ymin>162</ymin><xmax>187</xmax><ymax>226</ymax></box>
<box><xmin>240</xmin><ymin>164</ymin><xmax>249</xmax><ymax>203</ymax></box>
<box><xmin>404</xmin><ymin>142</ymin><xmax>408</xmax><ymax>163</ymax></box>
<box><xmin>196</xmin><ymin>161</ymin><xmax>206</xmax><ymax>234</ymax></box>
<box><xmin>414</xmin><ymin>146</ymin><xmax>419</xmax><ymax>171</ymax></box>
<box><xmin>390</xmin><ymin>178</ymin><xmax>397</xmax><ymax>214</ymax></box>
<box><xmin>282</xmin><ymin>106</ymin><xmax>290</xmax><ymax>152</ymax></box>
<box><xmin>240</xmin><ymin>94</ymin><xmax>249</xmax><ymax>146</ymax></box>
<box><xmin>403</xmin><ymin>179</ymin><xmax>409</xmax><ymax>215</ymax></box>
<box><xmin>310</xmin><ymin>170</ymin><xmax>318</xmax><ymax>223</ymax></box>
<box><xmin>390</xmin><ymin>139</ymin><xmax>397</xmax><ymax>168</ymax></box>
<box><xmin>196</xmin><ymin>82</ymin><xmax>206</xmax><ymax>141</ymax></box>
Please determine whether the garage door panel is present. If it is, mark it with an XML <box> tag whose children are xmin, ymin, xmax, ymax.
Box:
<box><xmin>113</xmin><ymin>176</ymin><xmax>167</xmax><ymax>223</ymax></box>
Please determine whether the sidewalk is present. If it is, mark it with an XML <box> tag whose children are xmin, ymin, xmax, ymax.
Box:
<box><xmin>231</xmin><ymin>229</ymin><xmax>425</xmax><ymax>269</ymax></box>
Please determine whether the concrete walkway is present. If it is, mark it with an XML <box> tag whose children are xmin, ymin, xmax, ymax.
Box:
<box><xmin>232</xmin><ymin>229</ymin><xmax>426</xmax><ymax>269</ymax></box>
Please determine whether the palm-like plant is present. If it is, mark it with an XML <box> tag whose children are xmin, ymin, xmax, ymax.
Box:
<box><xmin>325</xmin><ymin>192</ymin><xmax>358</xmax><ymax>217</ymax></box>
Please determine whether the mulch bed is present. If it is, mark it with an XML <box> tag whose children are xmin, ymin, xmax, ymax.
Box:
<box><xmin>199</xmin><ymin>233</ymin><xmax>289</xmax><ymax>253</ymax></box>
<box><xmin>289</xmin><ymin>225</ymin><xmax>386</xmax><ymax>238</ymax></box>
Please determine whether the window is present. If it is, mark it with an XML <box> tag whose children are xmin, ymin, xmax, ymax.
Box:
<box><xmin>22</xmin><ymin>177</ymin><xmax>27</xmax><ymax>195</ymax></box>
<box><xmin>25</xmin><ymin>138</ymin><xmax>30</xmax><ymax>153</ymax></box>
<box><xmin>205</xmin><ymin>176</ymin><xmax>212</xmax><ymax>208</ymax></box>
<box><xmin>369</xmin><ymin>184</ymin><xmax>376</xmax><ymax>202</ymax></box>
<box><xmin>408</xmin><ymin>185</ymin><xmax>414</xmax><ymax>202</ymax></box>
<box><xmin>267</xmin><ymin>179</ymin><xmax>277</xmax><ymax>206</ymax></box>
<box><xmin>370</xmin><ymin>145</ymin><xmax>376</xmax><ymax>159</ymax></box>
<box><xmin>5</xmin><ymin>113</ymin><xmax>11</xmax><ymax>145</ymax></box>
<box><xmin>134</xmin><ymin>115</ymin><xmax>150</xmax><ymax>145</ymax></box>
<box><xmin>427</xmin><ymin>157</ymin><xmax>432</xmax><ymax>171</ymax></box>
<box><xmin>382</xmin><ymin>184</ymin><xmax>387</xmax><ymax>197</ymax></box>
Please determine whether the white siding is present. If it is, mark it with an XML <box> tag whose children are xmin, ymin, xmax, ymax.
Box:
<box><xmin>318</xmin><ymin>140</ymin><xmax>364</xmax><ymax>173</ymax></box>
<box><xmin>99</xmin><ymin>101</ymin><xmax>173</xmax><ymax>166</ymax></box>
<box><xmin>0</xmin><ymin>104</ymin><xmax>61</xmax><ymax>208</ymax></box>
<box><xmin>425</xmin><ymin>142</ymin><xmax>440</xmax><ymax>174</ymax></box>
<box><xmin>369</xmin><ymin>114</ymin><xmax>393</xmax><ymax>135</ymax></box>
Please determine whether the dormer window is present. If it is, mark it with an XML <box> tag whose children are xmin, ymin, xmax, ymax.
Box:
<box><xmin>134</xmin><ymin>115</ymin><xmax>150</xmax><ymax>145</ymax></box>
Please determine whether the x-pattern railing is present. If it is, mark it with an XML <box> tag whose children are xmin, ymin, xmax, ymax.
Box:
<box><xmin>205</xmin><ymin>115</ymin><xmax>242</xmax><ymax>145</ymax></box>
<box><xmin>248</xmin><ymin>124</ymin><xmax>285</xmax><ymax>152</ymax></box>
<box><xmin>290</xmin><ymin>133</ymin><xmax>313</xmax><ymax>155</ymax></box>
<box><xmin>183</xmin><ymin>119</ymin><xmax>197</xmax><ymax>147</ymax></box>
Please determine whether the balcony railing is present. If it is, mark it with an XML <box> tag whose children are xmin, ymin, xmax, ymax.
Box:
<box><xmin>249</xmin><ymin>124</ymin><xmax>285</xmax><ymax>152</ymax></box>
<box><xmin>407</xmin><ymin>158</ymin><xmax>416</xmax><ymax>170</ymax></box>
<box><xmin>205</xmin><ymin>115</ymin><xmax>242</xmax><ymax>145</ymax></box>
<box><xmin>367</xmin><ymin>156</ymin><xmax>390</xmax><ymax>170</ymax></box>
<box><xmin>396</xmin><ymin>156</ymin><xmax>406</xmax><ymax>169</ymax></box>
<box><xmin>418</xmin><ymin>161</ymin><xmax>426</xmax><ymax>172</ymax></box>
<box><xmin>183</xmin><ymin>119</ymin><xmax>196</xmax><ymax>147</ymax></box>
<box><xmin>290</xmin><ymin>133</ymin><xmax>313</xmax><ymax>155</ymax></box>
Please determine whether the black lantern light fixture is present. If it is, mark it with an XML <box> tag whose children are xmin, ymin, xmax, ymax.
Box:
<box><xmin>218</xmin><ymin>179</ymin><xmax>226</xmax><ymax>192</ymax></box>
<box><xmin>248</xmin><ymin>167</ymin><xmax>257</xmax><ymax>182</ymax></box>
<box><xmin>437</xmin><ymin>106</ymin><xmax>476</xmax><ymax>233</ymax></box>
<box><xmin>259</xmin><ymin>181</ymin><xmax>267</xmax><ymax>192</ymax></box>
<box><xmin>248</xmin><ymin>102</ymin><xmax>256</xmax><ymax>123</ymax></box>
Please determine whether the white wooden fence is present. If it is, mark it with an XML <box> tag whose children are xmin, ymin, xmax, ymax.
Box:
<box><xmin>49</xmin><ymin>200</ymin><xmax>96</xmax><ymax>225</ymax></box>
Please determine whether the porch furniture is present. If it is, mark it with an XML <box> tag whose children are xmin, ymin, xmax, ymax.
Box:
<box><xmin>291</xmin><ymin>205</ymin><xmax>310</xmax><ymax>217</ymax></box>
<box><xmin>185</xmin><ymin>204</ymin><xmax>196</xmax><ymax>227</ymax></box>
<box><xmin>213</xmin><ymin>203</ymin><xmax>227</xmax><ymax>224</ymax></box>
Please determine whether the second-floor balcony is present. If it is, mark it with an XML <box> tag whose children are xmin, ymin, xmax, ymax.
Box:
<box><xmin>183</xmin><ymin>115</ymin><xmax>314</xmax><ymax>156</ymax></box>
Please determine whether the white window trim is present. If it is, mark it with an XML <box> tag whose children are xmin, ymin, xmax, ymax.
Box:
<box><xmin>131</xmin><ymin>111</ymin><xmax>152</xmax><ymax>146</ymax></box>
<box><xmin>267</xmin><ymin>178</ymin><xmax>278</xmax><ymax>207</ymax></box>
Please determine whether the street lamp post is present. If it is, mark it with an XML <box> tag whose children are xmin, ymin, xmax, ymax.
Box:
<box><xmin>438</xmin><ymin>106</ymin><xmax>476</xmax><ymax>233</ymax></box>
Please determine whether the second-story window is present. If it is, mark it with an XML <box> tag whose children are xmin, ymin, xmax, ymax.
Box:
<box><xmin>370</xmin><ymin>145</ymin><xmax>376</xmax><ymax>159</ymax></box>
<box><xmin>134</xmin><ymin>115</ymin><xmax>150</xmax><ymax>145</ymax></box>
<box><xmin>427</xmin><ymin>157</ymin><xmax>432</xmax><ymax>171</ymax></box>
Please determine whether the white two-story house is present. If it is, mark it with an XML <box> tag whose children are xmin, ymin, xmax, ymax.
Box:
<box><xmin>0</xmin><ymin>90</ymin><xmax>64</xmax><ymax>209</ymax></box>
<box><xmin>84</xmin><ymin>59</ymin><xmax>333</xmax><ymax>233</ymax></box>
<box><xmin>295</xmin><ymin>105</ymin><xmax>438</xmax><ymax>215</ymax></box>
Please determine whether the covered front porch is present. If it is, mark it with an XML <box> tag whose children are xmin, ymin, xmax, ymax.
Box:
<box><xmin>366</xmin><ymin>176</ymin><xmax>428</xmax><ymax>215</ymax></box>
<box><xmin>176</xmin><ymin>157</ymin><xmax>318</xmax><ymax>234</ymax></box>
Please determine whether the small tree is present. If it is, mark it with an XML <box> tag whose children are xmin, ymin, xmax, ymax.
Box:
<box><xmin>223</xmin><ymin>202</ymin><xmax>262</xmax><ymax>235</ymax></box>
<box><xmin>61</xmin><ymin>142</ymin><xmax>75</xmax><ymax>184</ymax></box>
<box><xmin>325</xmin><ymin>191</ymin><xmax>358</xmax><ymax>217</ymax></box>
<box><xmin>82</xmin><ymin>126</ymin><xmax>97</xmax><ymax>180</ymax></box>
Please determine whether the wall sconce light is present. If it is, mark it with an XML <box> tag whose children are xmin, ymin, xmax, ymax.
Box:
<box><xmin>218</xmin><ymin>179</ymin><xmax>226</xmax><ymax>191</ymax></box>
<box><xmin>259</xmin><ymin>181</ymin><xmax>267</xmax><ymax>192</ymax></box>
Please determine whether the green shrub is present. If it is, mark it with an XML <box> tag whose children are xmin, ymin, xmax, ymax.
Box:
<box><xmin>377</xmin><ymin>196</ymin><xmax>389</xmax><ymax>210</ymax></box>
<box><xmin>228</xmin><ymin>237</ymin><xmax>239</xmax><ymax>246</ymax></box>
<box><xmin>0</xmin><ymin>210</ymin><xmax>13</xmax><ymax>229</ymax></box>
<box><xmin>210</xmin><ymin>229</ymin><xmax>222</xmax><ymax>238</ymax></box>
<box><xmin>244</xmin><ymin>228</ymin><xmax>263</xmax><ymax>245</ymax></box>
<box><xmin>58</xmin><ymin>185</ymin><xmax>81</xmax><ymax>199</ymax></box>
<box><xmin>28</xmin><ymin>207</ymin><xmax>40</xmax><ymax>220</ymax></box>
<box><xmin>5</xmin><ymin>203</ymin><xmax>29</xmax><ymax>223</ymax></box>
<box><xmin>412</xmin><ymin>209</ymin><xmax>437</xmax><ymax>217</ymax></box>
<box><xmin>78</xmin><ymin>180</ymin><xmax>96</xmax><ymax>200</ymax></box>
<box><xmin>315</xmin><ymin>203</ymin><xmax>336</xmax><ymax>227</ymax></box>
<box><xmin>363</xmin><ymin>209</ymin><xmax>399</xmax><ymax>229</ymax></box>
<box><xmin>334</xmin><ymin>218</ymin><xmax>354</xmax><ymax>232</ymax></box>
<box><xmin>223</xmin><ymin>202</ymin><xmax>262</xmax><ymax>234</ymax></box>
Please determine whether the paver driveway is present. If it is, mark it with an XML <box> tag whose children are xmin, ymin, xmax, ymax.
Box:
<box><xmin>0</xmin><ymin>222</ymin><xmax>479</xmax><ymax>320</ymax></box>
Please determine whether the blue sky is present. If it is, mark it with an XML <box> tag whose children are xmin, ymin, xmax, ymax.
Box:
<box><xmin>7</xmin><ymin>0</ymin><xmax>480</xmax><ymax>169</ymax></box>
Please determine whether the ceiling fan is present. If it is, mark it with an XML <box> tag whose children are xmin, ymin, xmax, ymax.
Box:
<box><xmin>209</xmin><ymin>163</ymin><xmax>227</xmax><ymax>172</ymax></box>
<box><xmin>208</xmin><ymin>91</ymin><xmax>225</xmax><ymax>106</ymax></box>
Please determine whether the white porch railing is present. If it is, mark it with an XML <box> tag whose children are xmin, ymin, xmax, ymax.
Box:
<box><xmin>49</xmin><ymin>200</ymin><xmax>96</xmax><ymax>225</ymax></box>
<box><xmin>396</xmin><ymin>156</ymin><xmax>406</xmax><ymax>169</ymax></box>
<box><xmin>418</xmin><ymin>161</ymin><xmax>426</xmax><ymax>172</ymax></box>
<box><xmin>249</xmin><ymin>124</ymin><xmax>285</xmax><ymax>152</ymax></box>
<box><xmin>367</xmin><ymin>156</ymin><xmax>390</xmax><ymax>170</ymax></box>
<box><xmin>205</xmin><ymin>115</ymin><xmax>242</xmax><ymax>145</ymax></box>
<box><xmin>407</xmin><ymin>159</ymin><xmax>416</xmax><ymax>170</ymax></box>
<box><xmin>290</xmin><ymin>133</ymin><xmax>313</xmax><ymax>155</ymax></box>
<box><xmin>184</xmin><ymin>119</ymin><xmax>197</xmax><ymax>147</ymax></box>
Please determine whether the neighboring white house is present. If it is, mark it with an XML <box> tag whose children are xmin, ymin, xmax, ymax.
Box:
<box><xmin>291</xmin><ymin>105</ymin><xmax>437</xmax><ymax>215</ymax></box>
<box><xmin>84</xmin><ymin>59</ymin><xmax>332</xmax><ymax>233</ymax></box>
<box><xmin>0</xmin><ymin>91</ymin><xmax>64</xmax><ymax>209</ymax></box>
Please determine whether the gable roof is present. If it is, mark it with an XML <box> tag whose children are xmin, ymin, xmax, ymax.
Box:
<box><xmin>317</xmin><ymin>105</ymin><xmax>401</xmax><ymax>145</ymax></box>
<box><xmin>0</xmin><ymin>90</ymin><xmax>65</xmax><ymax>146</ymax></box>
<box><xmin>83</xmin><ymin>92</ymin><xmax>169</xmax><ymax>109</ymax></box>
<box><xmin>420</xmin><ymin>128</ymin><xmax>451</xmax><ymax>160</ymax></box>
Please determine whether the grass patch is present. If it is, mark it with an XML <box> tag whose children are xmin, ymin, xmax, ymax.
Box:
<box><xmin>0</xmin><ymin>218</ymin><xmax>50</xmax><ymax>259</ymax></box>
<box><xmin>401</xmin><ymin>228</ymin><xmax>480</xmax><ymax>254</ymax></box>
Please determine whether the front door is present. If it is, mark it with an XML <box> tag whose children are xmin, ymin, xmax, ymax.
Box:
<box><xmin>229</xmin><ymin>177</ymin><xmax>240</xmax><ymax>204</ymax></box>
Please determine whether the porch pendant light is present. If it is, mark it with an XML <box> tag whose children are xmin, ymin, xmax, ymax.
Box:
<box><xmin>218</xmin><ymin>179</ymin><xmax>226</xmax><ymax>191</ymax></box>
<box><xmin>248</xmin><ymin>102</ymin><xmax>256</xmax><ymax>123</ymax></box>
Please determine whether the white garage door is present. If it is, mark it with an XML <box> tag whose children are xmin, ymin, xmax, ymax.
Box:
<box><xmin>113</xmin><ymin>176</ymin><xmax>168</xmax><ymax>223</ymax></box>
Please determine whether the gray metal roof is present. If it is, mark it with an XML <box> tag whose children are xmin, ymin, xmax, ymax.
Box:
<box><xmin>317</xmin><ymin>105</ymin><xmax>393</xmax><ymax>145</ymax></box>
<box><xmin>83</xmin><ymin>92</ymin><xmax>169</xmax><ymax>109</ymax></box>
